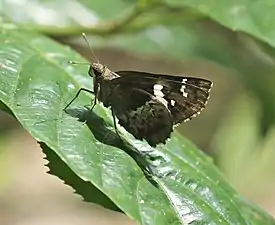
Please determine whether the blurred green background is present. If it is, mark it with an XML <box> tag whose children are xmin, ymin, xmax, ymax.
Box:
<box><xmin>1</xmin><ymin>0</ymin><xmax>275</xmax><ymax>224</ymax></box>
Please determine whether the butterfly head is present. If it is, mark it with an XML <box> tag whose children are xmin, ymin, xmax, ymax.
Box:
<box><xmin>88</xmin><ymin>62</ymin><xmax>105</xmax><ymax>78</ymax></box>
<box><xmin>89</xmin><ymin>62</ymin><xmax>119</xmax><ymax>82</ymax></box>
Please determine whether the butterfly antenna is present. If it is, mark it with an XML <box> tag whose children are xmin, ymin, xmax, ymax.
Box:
<box><xmin>68</xmin><ymin>61</ymin><xmax>90</xmax><ymax>65</ymax></box>
<box><xmin>68</xmin><ymin>33</ymin><xmax>99</xmax><ymax>65</ymax></box>
<box><xmin>81</xmin><ymin>32</ymin><xmax>100</xmax><ymax>63</ymax></box>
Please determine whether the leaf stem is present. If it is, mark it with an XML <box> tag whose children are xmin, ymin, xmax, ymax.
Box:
<box><xmin>43</xmin><ymin>1</ymin><xmax>158</xmax><ymax>37</ymax></box>
<box><xmin>41</xmin><ymin>1</ymin><xmax>205</xmax><ymax>37</ymax></box>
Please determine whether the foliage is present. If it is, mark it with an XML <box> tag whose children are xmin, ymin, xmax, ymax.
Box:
<box><xmin>1</xmin><ymin>0</ymin><xmax>275</xmax><ymax>224</ymax></box>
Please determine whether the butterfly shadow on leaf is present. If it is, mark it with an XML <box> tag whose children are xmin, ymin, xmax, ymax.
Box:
<box><xmin>65</xmin><ymin>107</ymin><xmax>124</xmax><ymax>147</ymax></box>
<box><xmin>64</xmin><ymin>107</ymin><xmax>159</xmax><ymax>183</ymax></box>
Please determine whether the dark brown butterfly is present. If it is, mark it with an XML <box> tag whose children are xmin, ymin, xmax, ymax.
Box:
<box><xmin>65</xmin><ymin>34</ymin><xmax>213</xmax><ymax>147</ymax></box>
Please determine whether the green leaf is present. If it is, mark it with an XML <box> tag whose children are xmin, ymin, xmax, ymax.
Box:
<box><xmin>1</xmin><ymin>18</ymin><xmax>275</xmax><ymax>225</ymax></box>
<box><xmin>4</xmin><ymin>0</ymin><xmax>275</xmax><ymax>50</ymax></box>
<box><xmin>164</xmin><ymin>0</ymin><xmax>275</xmax><ymax>48</ymax></box>
<box><xmin>42</xmin><ymin>142</ymin><xmax>122</xmax><ymax>212</ymax></box>
<box><xmin>1</xmin><ymin>0</ymin><xmax>135</xmax><ymax>25</ymax></box>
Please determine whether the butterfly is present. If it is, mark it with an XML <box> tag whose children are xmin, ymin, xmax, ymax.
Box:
<box><xmin>64</xmin><ymin>34</ymin><xmax>213</xmax><ymax>147</ymax></box>
<box><xmin>64</xmin><ymin>61</ymin><xmax>212</xmax><ymax>147</ymax></box>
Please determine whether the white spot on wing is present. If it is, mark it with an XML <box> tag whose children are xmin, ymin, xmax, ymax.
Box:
<box><xmin>182</xmin><ymin>78</ymin><xmax>187</xmax><ymax>83</ymax></box>
<box><xmin>180</xmin><ymin>85</ymin><xmax>188</xmax><ymax>97</ymax></box>
<box><xmin>153</xmin><ymin>84</ymin><xmax>164</xmax><ymax>98</ymax></box>
<box><xmin>171</xmin><ymin>100</ymin><xmax>176</xmax><ymax>106</ymax></box>
<box><xmin>153</xmin><ymin>84</ymin><xmax>168</xmax><ymax>108</ymax></box>
<box><xmin>154</xmin><ymin>84</ymin><xmax>163</xmax><ymax>91</ymax></box>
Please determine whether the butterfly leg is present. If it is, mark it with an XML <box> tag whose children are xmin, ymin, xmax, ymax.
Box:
<box><xmin>111</xmin><ymin>108</ymin><xmax>119</xmax><ymax>135</ymax></box>
<box><xmin>111</xmin><ymin>108</ymin><xmax>123</xmax><ymax>141</ymax></box>
<box><xmin>90</xmin><ymin>90</ymin><xmax>98</xmax><ymax>110</ymax></box>
<box><xmin>82</xmin><ymin>91</ymin><xmax>99</xmax><ymax>124</ymax></box>
<box><xmin>64</xmin><ymin>88</ymin><xmax>94</xmax><ymax>110</ymax></box>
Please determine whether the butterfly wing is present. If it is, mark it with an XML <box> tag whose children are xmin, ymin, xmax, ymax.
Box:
<box><xmin>109</xmin><ymin>85</ymin><xmax>173</xmax><ymax>146</ymax></box>
<box><xmin>116</xmin><ymin>71</ymin><xmax>212</xmax><ymax>92</ymax></box>
<box><xmin>113</xmin><ymin>71</ymin><xmax>212</xmax><ymax>124</ymax></box>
